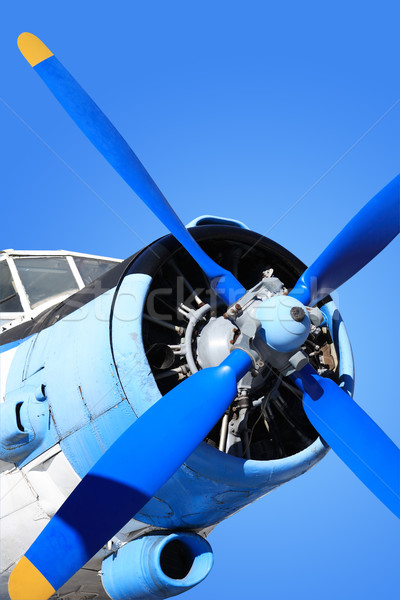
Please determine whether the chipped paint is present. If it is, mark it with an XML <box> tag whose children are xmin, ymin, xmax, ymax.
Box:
<box><xmin>1</xmin><ymin>269</ymin><xmax>354</xmax><ymax>597</ymax></box>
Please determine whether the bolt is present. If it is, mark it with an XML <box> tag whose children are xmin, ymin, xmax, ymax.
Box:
<box><xmin>290</xmin><ymin>306</ymin><xmax>306</xmax><ymax>322</ymax></box>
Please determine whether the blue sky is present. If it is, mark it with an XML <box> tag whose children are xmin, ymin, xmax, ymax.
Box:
<box><xmin>1</xmin><ymin>2</ymin><xmax>399</xmax><ymax>599</ymax></box>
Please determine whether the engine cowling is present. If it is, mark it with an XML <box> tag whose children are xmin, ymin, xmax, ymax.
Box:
<box><xmin>111</xmin><ymin>225</ymin><xmax>354</xmax><ymax>528</ymax></box>
<box><xmin>0</xmin><ymin>224</ymin><xmax>354</xmax><ymax>598</ymax></box>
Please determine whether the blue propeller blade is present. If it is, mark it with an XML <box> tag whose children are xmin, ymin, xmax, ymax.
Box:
<box><xmin>293</xmin><ymin>364</ymin><xmax>400</xmax><ymax>518</ymax></box>
<box><xmin>290</xmin><ymin>175</ymin><xmax>400</xmax><ymax>305</ymax></box>
<box><xmin>8</xmin><ymin>349</ymin><xmax>252</xmax><ymax>599</ymax></box>
<box><xmin>17</xmin><ymin>33</ymin><xmax>245</xmax><ymax>305</ymax></box>
<box><xmin>14</xmin><ymin>34</ymin><xmax>400</xmax><ymax>600</ymax></box>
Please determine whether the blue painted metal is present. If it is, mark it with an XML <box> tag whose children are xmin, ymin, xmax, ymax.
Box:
<box><xmin>320</xmin><ymin>301</ymin><xmax>354</xmax><ymax>396</ymax></box>
<box><xmin>0</xmin><ymin>336</ymin><xmax>34</xmax><ymax>354</ymax></box>
<box><xmin>12</xmin><ymin>32</ymin><xmax>398</xmax><ymax>598</ymax></box>
<box><xmin>2</xmin><ymin>270</ymin><xmax>353</xmax><ymax>593</ymax></box>
<box><xmin>0</xmin><ymin>385</ymin><xmax>49</xmax><ymax>463</ymax></box>
<box><xmin>60</xmin><ymin>400</ymin><xmax>136</xmax><ymax>477</ymax></box>
<box><xmin>109</xmin><ymin>274</ymin><xmax>159</xmax><ymax>417</ymax></box>
<box><xmin>3</xmin><ymin>274</ymin><xmax>352</xmax><ymax>532</ymax></box>
<box><xmin>32</xmin><ymin>55</ymin><xmax>245</xmax><ymax>305</ymax></box>
<box><xmin>256</xmin><ymin>295</ymin><xmax>310</xmax><ymax>352</ymax></box>
<box><xmin>22</xmin><ymin>349</ymin><xmax>251</xmax><ymax>591</ymax></box>
<box><xmin>186</xmin><ymin>214</ymin><xmax>250</xmax><ymax>230</ymax></box>
<box><xmin>293</xmin><ymin>363</ymin><xmax>400</xmax><ymax>518</ymax></box>
<box><xmin>9</xmin><ymin>286</ymin><xmax>129</xmax><ymax>471</ymax></box>
<box><xmin>290</xmin><ymin>175</ymin><xmax>400</xmax><ymax>305</ymax></box>
<box><xmin>101</xmin><ymin>532</ymin><xmax>213</xmax><ymax>600</ymax></box>
<box><xmin>111</xmin><ymin>275</ymin><xmax>351</xmax><ymax>529</ymax></box>
<box><xmin>2</xmin><ymin>334</ymin><xmax>61</xmax><ymax>464</ymax></box>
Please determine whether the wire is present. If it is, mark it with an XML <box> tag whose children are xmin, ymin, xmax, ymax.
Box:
<box><xmin>242</xmin><ymin>374</ymin><xmax>281</xmax><ymax>457</ymax></box>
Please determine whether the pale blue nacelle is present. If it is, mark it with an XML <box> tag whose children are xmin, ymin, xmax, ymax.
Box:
<box><xmin>3</xmin><ymin>277</ymin><xmax>353</xmax><ymax>530</ymax></box>
<box><xmin>1</xmin><ymin>224</ymin><xmax>354</xmax><ymax>598</ymax></box>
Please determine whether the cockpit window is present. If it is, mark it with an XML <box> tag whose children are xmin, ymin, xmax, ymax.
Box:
<box><xmin>14</xmin><ymin>257</ymin><xmax>79</xmax><ymax>309</ymax></box>
<box><xmin>0</xmin><ymin>261</ymin><xmax>23</xmax><ymax>312</ymax></box>
<box><xmin>73</xmin><ymin>257</ymin><xmax>117</xmax><ymax>285</ymax></box>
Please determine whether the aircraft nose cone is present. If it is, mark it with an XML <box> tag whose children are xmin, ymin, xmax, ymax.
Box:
<box><xmin>256</xmin><ymin>295</ymin><xmax>311</xmax><ymax>353</ymax></box>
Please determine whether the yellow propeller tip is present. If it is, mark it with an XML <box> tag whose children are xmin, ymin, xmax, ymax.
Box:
<box><xmin>17</xmin><ymin>33</ymin><xmax>53</xmax><ymax>67</ymax></box>
<box><xmin>8</xmin><ymin>556</ymin><xmax>55</xmax><ymax>600</ymax></box>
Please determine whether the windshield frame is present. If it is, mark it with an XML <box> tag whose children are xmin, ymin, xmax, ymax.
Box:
<box><xmin>13</xmin><ymin>255</ymin><xmax>81</xmax><ymax>311</ymax></box>
<box><xmin>0</xmin><ymin>255</ymin><xmax>31</xmax><ymax>317</ymax></box>
<box><xmin>0</xmin><ymin>251</ymin><xmax>121</xmax><ymax>327</ymax></box>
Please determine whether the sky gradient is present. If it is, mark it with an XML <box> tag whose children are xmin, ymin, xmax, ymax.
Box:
<box><xmin>1</xmin><ymin>2</ymin><xmax>399</xmax><ymax>599</ymax></box>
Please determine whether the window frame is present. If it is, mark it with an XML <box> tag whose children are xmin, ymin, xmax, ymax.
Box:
<box><xmin>0</xmin><ymin>255</ymin><xmax>31</xmax><ymax>318</ymax></box>
<box><xmin>0</xmin><ymin>251</ymin><xmax>121</xmax><ymax>328</ymax></box>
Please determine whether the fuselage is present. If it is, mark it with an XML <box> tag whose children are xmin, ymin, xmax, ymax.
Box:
<box><xmin>0</xmin><ymin>226</ymin><xmax>354</xmax><ymax>599</ymax></box>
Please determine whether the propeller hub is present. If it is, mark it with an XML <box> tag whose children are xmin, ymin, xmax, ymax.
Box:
<box><xmin>256</xmin><ymin>295</ymin><xmax>311</xmax><ymax>353</ymax></box>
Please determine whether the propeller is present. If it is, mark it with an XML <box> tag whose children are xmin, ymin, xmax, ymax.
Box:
<box><xmin>289</xmin><ymin>175</ymin><xmax>400</xmax><ymax>305</ymax></box>
<box><xmin>8</xmin><ymin>350</ymin><xmax>253</xmax><ymax>600</ymax></box>
<box><xmin>293</xmin><ymin>364</ymin><xmax>400</xmax><ymax>518</ymax></box>
<box><xmin>12</xmin><ymin>31</ymin><xmax>400</xmax><ymax>600</ymax></box>
<box><xmin>16</xmin><ymin>32</ymin><xmax>245</xmax><ymax>306</ymax></box>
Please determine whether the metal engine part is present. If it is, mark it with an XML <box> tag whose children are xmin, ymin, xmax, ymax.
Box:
<box><xmin>141</xmin><ymin>226</ymin><xmax>340</xmax><ymax>462</ymax></box>
<box><xmin>102</xmin><ymin>532</ymin><xmax>213</xmax><ymax>600</ymax></box>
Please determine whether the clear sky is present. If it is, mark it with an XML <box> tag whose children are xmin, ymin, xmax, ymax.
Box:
<box><xmin>1</xmin><ymin>2</ymin><xmax>399</xmax><ymax>599</ymax></box>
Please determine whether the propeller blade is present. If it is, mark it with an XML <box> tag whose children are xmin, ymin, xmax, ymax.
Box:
<box><xmin>293</xmin><ymin>364</ymin><xmax>400</xmax><ymax>518</ymax></box>
<box><xmin>17</xmin><ymin>32</ymin><xmax>245</xmax><ymax>305</ymax></box>
<box><xmin>290</xmin><ymin>175</ymin><xmax>400</xmax><ymax>305</ymax></box>
<box><xmin>8</xmin><ymin>349</ymin><xmax>252</xmax><ymax>600</ymax></box>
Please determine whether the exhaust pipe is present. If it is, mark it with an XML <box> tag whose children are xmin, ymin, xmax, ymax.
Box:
<box><xmin>101</xmin><ymin>532</ymin><xmax>213</xmax><ymax>600</ymax></box>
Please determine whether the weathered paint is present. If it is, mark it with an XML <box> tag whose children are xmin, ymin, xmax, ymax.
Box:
<box><xmin>101</xmin><ymin>532</ymin><xmax>214</xmax><ymax>600</ymax></box>
<box><xmin>1</xmin><ymin>270</ymin><xmax>353</xmax><ymax>598</ymax></box>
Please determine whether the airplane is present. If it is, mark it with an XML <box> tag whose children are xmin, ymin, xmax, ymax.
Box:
<box><xmin>0</xmin><ymin>31</ymin><xmax>399</xmax><ymax>600</ymax></box>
